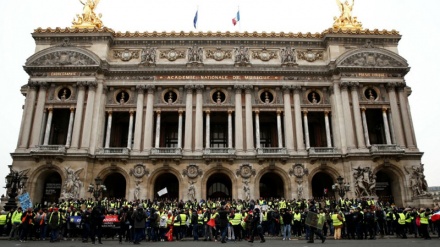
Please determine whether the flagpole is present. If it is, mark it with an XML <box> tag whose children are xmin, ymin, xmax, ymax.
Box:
<box><xmin>238</xmin><ymin>6</ymin><xmax>241</xmax><ymax>32</ymax></box>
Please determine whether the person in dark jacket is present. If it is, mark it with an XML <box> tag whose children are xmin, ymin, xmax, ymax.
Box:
<box><xmin>81</xmin><ymin>207</ymin><xmax>92</xmax><ymax>243</ymax></box>
<box><xmin>90</xmin><ymin>202</ymin><xmax>104</xmax><ymax>244</ymax></box>
<box><xmin>132</xmin><ymin>206</ymin><xmax>147</xmax><ymax>244</ymax></box>
<box><xmin>217</xmin><ymin>203</ymin><xmax>230</xmax><ymax>243</ymax></box>
<box><xmin>281</xmin><ymin>209</ymin><xmax>293</xmax><ymax>240</ymax></box>
<box><xmin>248</xmin><ymin>208</ymin><xmax>265</xmax><ymax>243</ymax></box>
<box><xmin>48</xmin><ymin>208</ymin><xmax>61</xmax><ymax>243</ymax></box>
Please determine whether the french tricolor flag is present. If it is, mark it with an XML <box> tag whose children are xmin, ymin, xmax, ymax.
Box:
<box><xmin>432</xmin><ymin>211</ymin><xmax>440</xmax><ymax>222</ymax></box>
<box><xmin>232</xmin><ymin>10</ymin><xmax>240</xmax><ymax>26</ymax></box>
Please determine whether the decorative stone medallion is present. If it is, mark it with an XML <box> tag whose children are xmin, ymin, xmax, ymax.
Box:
<box><xmin>252</xmin><ymin>48</ymin><xmax>277</xmax><ymax>61</ymax></box>
<box><xmin>129</xmin><ymin>164</ymin><xmax>149</xmax><ymax>179</ymax></box>
<box><xmin>236</xmin><ymin>164</ymin><xmax>256</xmax><ymax>179</ymax></box>
<box><xmin>289</xmin><ymin>164</ymin><xmax>309</xmax><ymax>178</ymax></box>
<box><xmin>297</xmin><ymin>49</ymin><xmax>324</xmax><ymax>62</ymax></box>
<box><xmin>114</xmin><ymin>49</ymin><xmax>140</xmax><ymax>62</ymax></box>
<box><xmin>182</xmin><ymin>164</ymin><xmax>203</xmax><ymax>179</ymax></box>
<box><xmin>160</xmin><ymin>48</ymin><xmax>186</xmax><ymax>61</ymax></box>
<box><xmin>206</xmin><ymin>48</ymin><xmax>232</xmax><ymax>61</ymax></box>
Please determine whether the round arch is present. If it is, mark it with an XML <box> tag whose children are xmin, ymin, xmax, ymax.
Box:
<box><xmin>103</xmin><ymin>173</ymin><xmax>126</xmax><ymax>199</ymax></box>
<box><xmin>148</xmin><ymin>167</ymin><xmax>183</xmax><ymax>200</ymax></box>
<box><xmin>255</xmin><ymin>167</ymin><xmax>290</xmax><ymax>199</ymax></box>
<box><xmin>373</xmin><ymin>164</ymin><xmax>406</xmax><ymax>206</ymax></box>
<box><xmin>308</xmin><ymin>166</ymin><xmax>340</xmax><ymax>199</ymax></box>
<box><xmin>96</xmin><ymin>167</ymin><xmax>130</xmax><ymax>200</ymax></box>
<box><xmin>202</xmin><ymin>167</ymin><xmax>237</xmax><ymax>200</ymax></box>
<box><xmin>28</xmin><ymin>164</ymin><xmax>64</xmax><ymax>204</ymax></box>
<box><xmin>25</xmin><ymin>46</ymin><xmax>101</xmax><ymax>66</ymax></box>
<box><xmin>335</xmin><ymin>47</ymin><xmax>409</xmax><ymax>68</ymax></box>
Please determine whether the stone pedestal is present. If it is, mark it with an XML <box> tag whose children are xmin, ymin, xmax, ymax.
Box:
<box><xmin>410</xmin><ymin>196</ymin><xmax>434</xmax><ymax>208</ymax></box>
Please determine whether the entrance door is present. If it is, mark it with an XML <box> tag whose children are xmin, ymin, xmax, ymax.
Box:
<box><xmin>41</xmin><ymin>172</ymin><xmax>62</xmax><ymax>204</ymax></box>
<box><xmin>104</xmin><ymin>173</ymin><xmax>126</xmax><ymax>199</ymax></box>
<box><xmin>259</xmin><ymin>172</ymin><xmax>284</xmax><ymax>199</ymax></box>
<box><xmin>206</xmin><ymin>173</ymin><xmax>232</xmax><ymax>200</ymax></box>
<box><xmin>154</xmin><ymin>173</ymin><xmax>179</xmax><ymax>200</ymax></box>
<box><xmin>375</xmin><ymin>171</ymin><xmax>394</xmax><ymax>203</ymax></box>
<box><xmin>311</xmin><ymin>172</ymin><xmax>334</xmax><ymax>198</ymax></box>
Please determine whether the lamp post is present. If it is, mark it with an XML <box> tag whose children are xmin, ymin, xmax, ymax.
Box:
<box><xmin>332</xmin><ymin>175</ymin><xmax>350</xmax><ymax>198</ymax></box>
<box><xmin>4</xmin><ymin>166</ymin><xmax>28</xmax><ymax>211</ymax></box>
<box><xmin>88</xmin><ymin>176</ymin><xmax>107</xmax><ymax>201</ymax></box>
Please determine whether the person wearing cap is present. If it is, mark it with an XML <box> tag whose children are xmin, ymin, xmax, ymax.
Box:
<box><xmin>48</xmin><ymin>207</ymin><xmax>61</xmax><ymax>242</ymax></box>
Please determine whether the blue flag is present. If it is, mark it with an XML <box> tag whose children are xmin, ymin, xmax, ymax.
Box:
<box><xmin>193</xmin><ymin>10</ymin><xmax>198</xmax><ymax>29</ymax></box>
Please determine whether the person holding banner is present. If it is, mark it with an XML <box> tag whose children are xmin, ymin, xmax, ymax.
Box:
<box><xmin>306</xmin><ymin>202</ymin><xmax>326</xmax><ymax>244</ymax></box>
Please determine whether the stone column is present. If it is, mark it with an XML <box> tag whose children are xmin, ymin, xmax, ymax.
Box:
<box><xmin>30</xmin><ymin>82</ymin><xmax>48</xmax><ymax>148</ymax></box>
<box><xmin>133</xmin><ymin>86</ymin><xmax>145</xmax><ymax>152</ymax></box>
<box><xmin>104</xmin><ymin>111</ymin><xmax>112</xmax><ymax>148</ymax></box>
<box><xmin>43</xmin><ymin>107</ymin><xmax>53</xmax><ymax>145</ymax></box>
<box><xmin>382</xmin><ymin>107</ymin><xmax>392</xmax><ymax>145</ymax></box>
<box><xmin>143</xmin><ymin>86</ymin><xmax>155</xmax><ymax>152</ymax></box>
<box><xmin>183</xmin><ymin>86</ymin><xmax>194</xmax><ymax>152</ymax></box>
<box><xmin>194</xmin><ymin>85</ymin><xmax>204</xmax><ymax>153</ymax></box>
<box><xmin>228</xmin><ymin>110</ymin><xmax>233</xmax><ymax>149</ymax></box>
<box><xmin>340</xmin><ymin>82</ymin><xmax>355</xmax><ymax>149</ymax></box>
<box><xmin>282</xmin><ymin>86</ymin><xmax>295</xmax><ymax>152</ymax></box>
<box><xmin>178</xmin><ymin>110</ymin><xmax>183</xmax><ymax>149</ymax></box>
<box><xmin>19</xmin><ymin>82</ymin><xmax>38</xmax><ymax>149</ymax></box>
<box><xmin>255</xmin><ymin>110</ymin><xmax>261</xmax><ymax>149</ymax></box>
<box><xmin>324</xmin><ymin>110</ymin><xmax>332</xmax><ymax>148</ymax></box>
<box><xmin>65</xmin><ymin>107</ymin><xmax>75</xmax><ymax>148</ymax></box>
<box><xmin>70</xmin><ymin>82</ymin><xmax>86</xmax><ymax>149</ymax></box>
<box><xmin>397</xmin><ymin>85</ymin><xmax>416</xmax><ymax>148</ymax></box>
<box><xmin>205</xmin><ymin>110</ymin><xmax>210</xmax><ymax>148</ymax></box>
<box><xmin>350</xmin><ymin>82</ymin><xmax>366</xmax><ymax>148</ymax></box>
<box><xmin>386</xmin><ymin>83</ymin><xmax>405</xmax><ymax>148</ymax></box>
<box><xmin>331</xmin><ymin>82</ymin><xmax>347</xmax><ymax>152</ymax></box>
<box><xmin>154</xmin><ymin>110</ymin><xmax>161</xmax><ymax>148</ymax></box>
<box><xmin>234</xmin><ymin>86</ymin><xmax>244</xmax><ymax>152</ymax></box>
<box><xmin>361</xmin><ymin>107</ymin><xmax>370</xmax><ymax>147</ymax></box>
<box><xmin>387</xmin><ymin>110</ymin><xmax>396</xmax><ymax>145</ymax></box>
<box><xmin>303</xmin><ymin>110</ymin><xmax>310</xmax><ymax>149</ymax></box>
<box><xmin>276</xmin><ymin>109</ymin><xmax>283</xmax><ymax>148</ymax></box>
<box><xmin>81</xmin><ymin>82</ymin><xmax>97</xmax><ymax>149</ymax></box>
<box><xmin>245</xmin><ymin>86</ymin><xmax>254</xmax><ymax>152</ymax></box>
<box><xmin>39</xmin><ymin>110</ymin><xmax>47</xmax><ymax>146</ymax></box>
<box><xmin>293</xmin><ymin>86</ymin><xmax>305</xmax><ymax>151</ymax></box>
<box><xmin>127</xmin><ymin>110</ymin><xmax>134</xmax><ymax>149</ymax></box>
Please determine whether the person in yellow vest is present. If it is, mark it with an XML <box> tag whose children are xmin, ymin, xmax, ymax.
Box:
<box><xmin>419</xmin><ymin>208</ymin><xmax>431</xmax><ymax>240</ymax></box>
<box><xmin>49</xmin><ymin>207</ymin><xmax>62</xmax><ymax>242</ymax></box>
<box><xmin>9</xmin><ymin>207</ymin><xmax>23</xmax><ymax>240</ymax></box>
<box><xmin>331</xmin><ymin>209</ymin><xmax>344</xmax><ymax>240</ymax></box>
<box><xmin>230</xmin><ymin>208</ymin><xmax>243</xmax><ymax>241</ymax></box>
<box><xmin>0</xmin><ymin>211</ymin><xmax>7</xmax><ymax>236</ymax></box>
<box><xmin>397</xmin><ymin>209</ymin><xmax>407</xmax><ymax>239</ymax></box>
<box><xmin>292</xmin><ymin>209</ymin><xmax>302</xmax><ymax>237</ymax></box>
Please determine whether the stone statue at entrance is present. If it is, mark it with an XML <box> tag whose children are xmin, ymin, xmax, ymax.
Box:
<box><xmin>188</xmin><ymin>181</ymin><xmax>196</xmax><ymax>201</ymax></box>
<box><xmin>243</xmin><ymin>180</ymin><xmax>251</xmax><ymax>201</ymax></box>
<box><xmin>333</xmin><ymin>0</ymin><xmax>362</xmax><ymax>30</ymax></box>
<box><xmin>353</xmin><ymin>167</ymin><xmax>376</xmax><ymax>197</ymax></box>
<box><xmin>405</xmin><ymin>164</ymin><xmax>430</xmax><ymax>197</ymax></box>
<box><xmin>62</xmin><ymin>167</ymin><xmax>84</xmax><ymax>199</ymax></box>
<box><xmin>134</xmin><ymin>184</ymin><xmax>141</xmax><ymax>201</ymax></box>
<box><xmin>72</xmin><ymin>0</ymin><xmax>103</xmax><ymax>29</ymax></box>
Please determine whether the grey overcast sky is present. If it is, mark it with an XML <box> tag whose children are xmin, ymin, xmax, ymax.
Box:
<box><xmin>0</xmin><ymin>0</ymin><xmax>439</xmax><ymax>195</ymax></box>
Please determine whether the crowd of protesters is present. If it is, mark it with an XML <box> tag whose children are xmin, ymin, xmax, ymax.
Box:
<box><xmin>0</xmin><ymin>196</ymin><xmax>439</xmax><ymax>244</ymax></box>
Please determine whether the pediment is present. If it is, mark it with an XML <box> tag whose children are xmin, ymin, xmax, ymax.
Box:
<box><xmin>336</xmin><ymin>48</ymin><xmax>408</xmax><ymax>68</ymax></box>
<box><xmin>26</xmin><ymin>47</ymin><xmax>101</xmax><ymax>67</ymax></box>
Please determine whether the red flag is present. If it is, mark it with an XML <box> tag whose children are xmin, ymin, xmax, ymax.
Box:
<box><xmin>207</xmin><ymin>218</ymin><xmax>216</xmax><ymax>228</ymax></box>
<box><xmin>432</xmin><ymin>212</ymin><xmax>440</xmax><ymax>222</ymax></box>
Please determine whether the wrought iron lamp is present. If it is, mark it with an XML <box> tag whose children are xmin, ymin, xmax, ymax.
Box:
<box><xmin>332</xmin><ymin>175</ymin><xmax>350</xmax><ymax>198</ymax></box>
<box><xmin>4</xmin><ymin>166</ymin><xmax>28</xmax><ymax>211</ymax></box>
<box><xmin>88</xmin><ymin>176</ymin><xmax>107</xmax><ymax>201</ymax></box>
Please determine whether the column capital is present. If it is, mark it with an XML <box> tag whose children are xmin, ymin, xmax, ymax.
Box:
<box><xmin>27</xmin><ymin>81</ymin><xmax>39</xmax><ymax>89</ymax></box>
<box><xmin>70</xmin><ymin>107</ymin><xmax>75</xmax><ymax>112</ymax></box>
<box><xmin>292</xmin><ymin>85</ymin><xmax>302</xmax><ymax>93</ymax></box>
<box><xmin>302</xmin><ymin>109</ymin><xmax>308</xmax><ymax>115</ymax></box>
<box><xmin>254</xmin><ymin>109</ymin><xmax>260</xmax><ymax>114</ymax></box>
<box><xmin>361</xmin><ymin>106</ymin><xmax>366</xmax><ymax>112</ymax></box>
<box><xmin>382</xmin><ymin>107</ymin><xmax>388</xmax><ymax>112</ymax></box>
<box><xmin>282</xmin><ymin>85</ymin><xmax>291</xmax><ymax>93</ymax></box>
<box><xmin>47</xmin><ymin>107</ymin><xmax>53</xmax><ymax>112</ymax></box>
<box><xmin>87</xmin><ymin>81</ymin><xmax>98</xmax><ymax>90</ymax></box>
<box><xmin>350</xmin><ymin>81</ymin><xmax>360</xmax><ymax>90</ymax></box>
<box><xmin>129</xmin><ymin>110</ymin><xmax>135</xmax><ymax>115</ymax></box>
<box><xmin>386</xmin><ymin>82</ymin><xmax>397</xmax><ymax>91</ymax></box>
<box><xmin>136</xmin><ymin>85</ymin><xmax>145</xmax><ymax>93</ymax></box>
<box><xmin>107</xmin><ymin>110</ymin><xmax>113</xmax><ymax>115</ymax></box>
<box><xmin>156</xmin><ymin>110</ymin><xmax>161</xmax><ymax>115</ymax></box>
<box><xmin>324</xmin><ymin>110</ymin><xmax>330</xmax><ymax>115</ymax></box>
<box><xmin>178</xmin><ymin>109</ymin><xmax>184</xmax><ymax>114</ymax></box>
<box><xmin>185</xmin><ymin>85</ymin><xmax>194</xmax><ymax>93</ymax></box>
<box><xmin>37</xmin><ymin>81</ymin><xmax>49</xmax><ymax>89</ymax></box>
<box><xmin>205</xmin><ymin>109</ymin><xmax>211</xmax><ymax>114</ymax></box>
<box><xmin>340</xmin><ymin>81</ymin><xmax>350</xmax><ymax>90</ymax></box>
<box><xmin>244</xmin><ymin>85</ymin><xmax>253</xmax><ymax>93</ymax></box>
<box><xmin>195</xmin><ymin>85</ymin><xmax>204</xmax><ymax>93</ymax></box>
<box><xmin>234</xmin><ymin>85</ymin><xmax>243</xmax><ymax>94</ymax></box>
<box><xmin>276</xmin><ymin>109</ymin><xmax>282</xmax><ymax>114</ymax></box>
<box><xmin>228</xmin><ymin>109</ymin><xmax>234</xmax><ymax>114</ymax></box>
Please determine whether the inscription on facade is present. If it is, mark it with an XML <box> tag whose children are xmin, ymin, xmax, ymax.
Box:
<box><xmin>49</xmin><ymin>72</ymin><xmax>81</xmax><ymax>77</ymax></box>
<box><xmin>157</xmin><ymin>75</ymin><xmax>281</xmax><ymax>80</ymax></box>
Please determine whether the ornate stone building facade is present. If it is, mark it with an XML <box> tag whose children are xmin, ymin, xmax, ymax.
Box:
<box><xmin>10</xmin><ymin>26</ymin><xmax>431</xmax><ymax>207</ymax></box>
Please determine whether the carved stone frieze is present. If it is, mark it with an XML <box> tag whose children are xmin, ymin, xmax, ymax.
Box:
<box><xmin>340</xmin><ymin>52</ymin><xmax>405</xmax><ymax>67</ymax></box>
<box><xmin>206</xmin><ymin>48</ymin><xmax>232</xmax><ymax>61</ymax></box>
<box><xmin>30</xmin><ymin>51</ymin><xmax>97</xmax><ymax>66</ymax></box>
<box><xmin>113</xmin><ymin>49</ymin><xmax>140</xmax><ymax>62</ymax></box>
<box><xmin>280</xmin><ymin>47</ymin><xmax>297</xmax><ymax>66</ymax></box>
<box><xmin>140</xmin><ymin>47</ymin><xmax>157</xmax><ymax>66</ymax></box>
<box><xmin>234</xmin><ymin>46</ymin><xmax>251</xmax><ymax>67</ymax></box>
<box><xmin>62</xmin><ymin>167</ymin><xmax>83</xmax><ymax>199</ymax></box>
<box><xmin>129</xmin><ymin>163</ymin><xmax>150</xmax><ymax>179</ymax></box>
<box><xmin>182</xmin><ymin>164</ymin><xmax>203</xmax><ymax>179</ymax></box>
<box><xmin>289</xmin><ymin>164</ymin><xmax>309</xmax><ymax>178</ymax></box>
<box><xmin>160</xmin><ymin>48</ymin><xmax>186</xmax><ymax>61</ymax></box>
<box><xmin>187</xmin><ymin>44</ymin><xmax>203</xmax><ymax>65</ymax></box>
<box><xmin>236</xmin><ymin>164</ymin><xmax>256</xmax><ymax>179</ymax></box>
<box><xmin>252</xmin><ymin>48</ymin><xmax>277</xmax><ymax>62</ymax></box>
<box><xmin>297</xmin><ymin>49</ymin><xmax>324</xmax><ymax>62</ymax></box>
<box><xmin>353</xmin><ymin>166</ymin><xmax>376</xmax><ymax>197</ymax></box>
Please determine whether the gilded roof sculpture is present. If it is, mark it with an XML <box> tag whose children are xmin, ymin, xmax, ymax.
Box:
<box><xmin>72</xmin><ymin>0</ymin><xmax>103</xmax><ymax>29</ymax></box>
<box><xmin>333</xmin><ymin>0</ymin><xmax>363</xmax><ymax>31</ymax></box>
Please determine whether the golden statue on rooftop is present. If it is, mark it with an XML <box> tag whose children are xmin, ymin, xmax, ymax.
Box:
<box><xmin>333</xmin><ymin>0</ymin><xmax>363</xmax><ymax>31</ymax></box>
<box><xmin>72</xmin><ymin>0</ymin><xmax>103</xmax><ymax>29</ymax></box>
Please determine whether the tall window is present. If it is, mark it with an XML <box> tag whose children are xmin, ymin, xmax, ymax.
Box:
<box><xmin>211</xmin><ymin>124</ymin><xmax>227</xmax><ymax>148</ymax></box>
<box><xmin>164</xmin><ymin>124</ymin><xmax>178</xmax><ymax>148</ymax></box>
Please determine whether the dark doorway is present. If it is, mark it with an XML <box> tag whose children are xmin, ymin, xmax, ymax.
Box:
<box><xmin>41</xmin><ymin>172</ymin><xmax>62</xmax><ymax>204</ymax></box>
<box><xmin>49</xmin><ymin>109</ymin><xmax>70</xmax><ymax>145</ymax></box>
<box><xmin>375</xmin><ymin>171</ymin><xmax>394</xmax><ymax>203</ymax></box>
<box><xmin>154</xmin><ymin>173</ymin><xmax>179</xmax><ymax>200</ymax></box>
<box><xmin>207</xmin><ymin>173</ymin><xmax>232</xmax><ymax>200</ymax></box>
<box><xmin>259</xmin><ymin>172</ymin><xmax>285</xmax><ymax>199</ymax></box>
<box><xmin>311</xmin><ymin>172</ymin><xmax>334</xmax><ymax>198</ymax></box>
<box><xmin>104</xmin><ymin>173</ymin><xmax>126</xmax><ymax>199</ymax></box>
<box><xmin>307</xmin><ymin>112</ymin><xmax>329</xmax><ymax>147</ymax></box>
<box><xmin>366</xmin><ymin>109</ymin><xmax>386</xmax><ymax>145</ymax></box>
